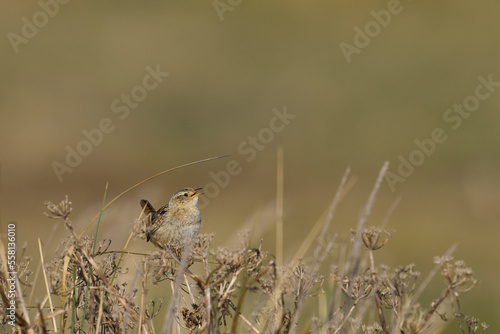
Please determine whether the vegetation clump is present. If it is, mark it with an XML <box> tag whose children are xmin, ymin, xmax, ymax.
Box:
<box><xmin>0</xmin><ymin>166</ymin><xmax>488</xmax><ymax>333</ymax></box>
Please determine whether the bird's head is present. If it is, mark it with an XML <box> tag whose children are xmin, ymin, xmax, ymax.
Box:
<box><xmin>169</xmin><ymin>187</ymin><xmax>203</xmax><ymax>207</ymax></box>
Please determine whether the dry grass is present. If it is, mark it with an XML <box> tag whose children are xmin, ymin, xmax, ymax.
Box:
<box><xmin>0</xmin><ymin>160</ymin><xmax>489</xmax><ymax>334</ymax></box>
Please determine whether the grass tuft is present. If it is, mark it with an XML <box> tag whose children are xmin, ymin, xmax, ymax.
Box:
<box><xmin>0</xmin><ymin>161</ymin><xmax>488</xmax><ymax>333</ymax></box>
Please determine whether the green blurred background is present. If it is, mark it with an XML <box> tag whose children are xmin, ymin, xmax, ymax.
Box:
<box><xmin>1</xmin><ymin>1</ymin><xmax>499</xmax><ymax>332</ymax></box>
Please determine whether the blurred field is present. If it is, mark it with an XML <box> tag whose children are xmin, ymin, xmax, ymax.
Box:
<box><xmin>1</xmin><ymin>1</ymin><xmax>499</xmax><ymax>332</ymax></box>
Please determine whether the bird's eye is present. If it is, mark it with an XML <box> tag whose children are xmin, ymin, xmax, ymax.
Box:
<box><xmin>183</xmin><ymin>193</ymin><xmax>188</xmax><ymax>197</ymax></box>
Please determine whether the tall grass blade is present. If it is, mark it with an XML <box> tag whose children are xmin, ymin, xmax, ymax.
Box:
<box><xmin>276</xmin><ymin>146</ymin><xmax>284</xmax><ymax>268</ymax></box>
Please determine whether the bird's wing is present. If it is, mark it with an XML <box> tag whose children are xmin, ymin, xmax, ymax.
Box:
<box><xmin>156</xmin><ymin>203</ymin><xmax>169</xmax><ymax>216</ymax></box>
<box><xmin>146</xmin><ymin>203</ymin><xmax>169</xmax><ymax>242</ymax></box>
<box><xmin>147</xmin><ymin>225</ymin><xmax>160</xmax><ymax>242</ymax></box>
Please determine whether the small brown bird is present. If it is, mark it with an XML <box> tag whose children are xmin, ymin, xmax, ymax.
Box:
<box><xmin>140</xmin><ymin>187</ymin><xmax>203</xmax><ymax>248</ymax></box>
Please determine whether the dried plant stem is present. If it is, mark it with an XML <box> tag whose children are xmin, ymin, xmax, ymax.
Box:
<box><xmin>38</xmin><ymin>238</ymin><xmax>58</xmax><ymax>333</ymax></box>
<box><xmin>139</xmin><ymin>261</ymin><xmax>148</xmax><ymax>334</ymax></box>
<box><xmin>219</xmin><ymin>268</ymin><xmax>243</xmax><ymax>308</ymax></box>
<box><xmin>82</xmin><ymin>182</ymin><xmax>108</xmax><ymax>327</ymax></box>
<box><xmin>369</xmin><ymin>249</ymin><xmax>388</xmax><ymax>334</ymax></box>
<box><xmin>272</xmin><ymin>293</ymin><xmax>286</xmax><ymax>334</ymax></box>
<box><xmin>95</xmin><ymin>288</ymin><xmax>105</xmax><ymax>334</ymax></box>
<box><xmin>416</xmin><ymin>285</ymin><xmax>452</xmax><ymax>332</ymax></box>
<box><xmin>27</xmin><ymin>253</ymin><xmax>42</xmax><ymax>308</ymax></box>
<box><xmin>162</xmin><ymin>246</ymin><xmax>195</xmax><ymax>333</ymax></box>
<box><xmin>238</xmin><ymin>313</ymin><xmax>261</xmax><ymax>334</ymax></box>
<box><xmin>71</xmin><ymin>265</ymin><xmax>77</xmax><ymax>333</ymax></box>
<box><xmin>60</xmin><ymin>245</ymin><xmax>74</xmax><ymax>330</ymax></box>
<box><xmin>204</xmin><ymin>286</ymin><xmax>213</xmax><ymax>333</ymax></box>
<box><xmin>110</xmin><ymin>232</ymin><xmax>134</xmax><ymax>285</ymax></box>
<box><xmin>318</xmin><ymin>167</ymin><xmax>352</xmax><ymax>247</ymax></box>
<box><xmin>414</xmin><ymin>244</ymin><xmax>457</xmax><ymax>303</ymax></box>
<box><xmin>37</xmin><ymin>303</ymin><xmax>48</xmax><ymax>334</ymax></box>
<box><xmin>33</xmin><ymin>309</ymin><xmax>64</xmax><ymax>328</ymax></box>
<box><xmin>348</xmin><ymin>161</ymin><xmax>389</xmax><ymax>280</ymax></box>
<box><xmin>391</xmin><ymin>244</ymin><xmax>457</xmax><ymax>334</ymax></box>
<box><xmin>92</xmin><ymin>182</ymin><xmax>108</xmax><ymax>256</ymax></box>
<box><xmin>64</xmin><ymin>213</ymin><xmax>140</xmax><ymax>323</ymax></box>
<box><xmin>230</xmin><ymin>270</ymin><xmax>248</xmax><ymax>333</ymax></box>
<box><xmin>293</xmin><ymin>167</ymin><xmax>352</xmax><ymax>263</ymax></box>
<box><xmin>381</xmin><ymin>196</ymin><xmax>401</xmax><ymax>229</ymax></box>
<box><xmin>276</xmin><ymin>146</ymin><xmax>284</xmax><ymax>268</ymax></box>
<box><xmin>333</xmin><ymin>301</ymin><xmax>358</xmax><ymax>334</ymax></box>
<box><xmin>184</xmin><ymin>274</ymin><xmax>196</xmax><ymax>305</ymax></box>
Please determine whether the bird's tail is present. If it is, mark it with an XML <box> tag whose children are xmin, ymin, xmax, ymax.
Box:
<box><xmin>140</xmin><ymin>199</ymin><xmax>156</xmax><ymax>215</ymax></box>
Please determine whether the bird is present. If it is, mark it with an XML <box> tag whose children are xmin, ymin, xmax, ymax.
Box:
<box><xmin>140</xmin><ymin>187</ymin><xmax>203</xmax><ymax>248</ymax></box>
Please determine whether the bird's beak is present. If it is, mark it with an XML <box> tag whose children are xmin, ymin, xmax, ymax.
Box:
<box><xmin>191</xmin><ymin>188</ymin><xmax>203</xmax><ymax>197</ymax></box>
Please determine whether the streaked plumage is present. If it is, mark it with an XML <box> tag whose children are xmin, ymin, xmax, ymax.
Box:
<box><xmin>140</xmin><ymin>187</ymin><xmax>203</xmax><ymax>248</ymax></box>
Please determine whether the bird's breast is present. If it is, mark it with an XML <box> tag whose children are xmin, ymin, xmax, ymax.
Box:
<box><xmin>165</xmin><ymin>206</ymin><xmax>201</xmax><ymax>226</ymax></box>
